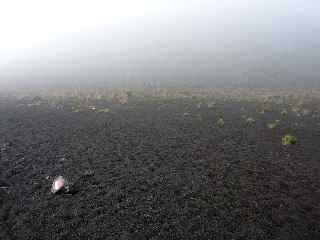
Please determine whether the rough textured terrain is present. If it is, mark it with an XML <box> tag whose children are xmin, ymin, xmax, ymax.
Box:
<box><xmin>0</xmin><ymin>96</ymin><xmax>319</xmax><ymax>239</ymax></box>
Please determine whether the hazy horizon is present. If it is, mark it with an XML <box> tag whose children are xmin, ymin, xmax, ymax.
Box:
<box><xmin>1</xmin><ymin>0</ymin><xmax>320</xmax><ymax>90</ymax></box>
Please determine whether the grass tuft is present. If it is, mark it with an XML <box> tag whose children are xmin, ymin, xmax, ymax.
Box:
<box><xmin>282</xmin><ymin>134</ymin><xmax>297</xmax><ymax>145</ymax></box>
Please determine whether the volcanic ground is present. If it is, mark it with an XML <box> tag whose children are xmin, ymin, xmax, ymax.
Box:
<box><xmin>0</xmin><ymin>95</ymin><xmax>319</xmax><ymax>239</ymax></box>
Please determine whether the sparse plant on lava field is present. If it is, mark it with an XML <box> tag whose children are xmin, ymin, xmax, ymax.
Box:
<box><xmin>281</xmin><ymin>109</ymin><xmax>288</xmax><ymax>116</ymax></box>
<box><xmin>217</xmin><ymin>118</ymin><xmax>225</xmax><ymax>127</ymax></box>
<box><xmin>282</xmin><ymin>134</ymin><xmax>297</xmax><ymax>145</ymax></box>
<box><xmin>267</xmin><ymin>122</ymin><xmax>277</xmax><ymax>129</ymax></box>
<box><xmin>246</xmin><ymin>117</ymin><xmax>255</xmax><ymax>124</ymax></box>
<box><xmin>97</xmin><ymin>108</ymin><xmax>110</xmax><ymax>113</ymax></box>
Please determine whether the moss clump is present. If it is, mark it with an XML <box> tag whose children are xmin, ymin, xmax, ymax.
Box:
<box><xmin>98</xmin><ymin>108</ymin><xmax>110</xmax><ymax>113</ymax></box>
<box><xmin>282</xmin><ymin>134</ymin><xmax>297</xmax><ymax>145</ymax></box>
<box><xmin>281</xmin><ymin>110</ymin><xmax>288</xmax><ymax>116</ymax></box>
<box><xmin>267</xmin><ymin>123</ymin><xmax>277</xmax><ymax>129</ymax></box>
<box><xmin>246</xmin><ymin>117</ymin><xmax>255</xmax><ymax>124</ymax></box>
<box><xmin>207</xmin><ymin>101</ymin><xmax>215</xmax><ymax>108</ymax></box>
<box><xmin>217</xmin><ymin>118</ymin><xmax>225</xmax><ymax>127</ymax></box>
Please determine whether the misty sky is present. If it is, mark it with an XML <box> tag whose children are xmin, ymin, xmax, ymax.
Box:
<box><xmin>0</xmin><ymin>0</ymin><xmax>320</xmax><ymax>88</ymax></box>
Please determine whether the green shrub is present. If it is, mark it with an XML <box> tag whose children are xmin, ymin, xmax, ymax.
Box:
<box><xmin>282</xmin><ymin>134</ymin><xmax>297</xmax><ymax>145</ymax></box>
<box><xmin>246</xmin><ymin>117</ymin><xmax>255</xmax><ymax>124</ymax></box>
<box><xmin>98</xmin><ymin>108</ymin><xmax>110</xmax><ymax>113</ymax></box>
<box><xmin>267</xmin><ymin>123</ymin><xmax>277</xmax><ymax>129</ymax></box>
<box><xmin>217</xmin><ymin>118</ymin><xmax>225</xmax><ymax>127</ymax></box>
<box><xmin>281</xmin><ymin>110</ymin><xmax>288</xmax><ymax>116</ymax></box>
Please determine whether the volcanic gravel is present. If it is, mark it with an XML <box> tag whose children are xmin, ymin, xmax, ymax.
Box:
<box><xmin>0</xmin><ymin>97</ymin><xmax>319</xmax><ymax>239</ymax></box>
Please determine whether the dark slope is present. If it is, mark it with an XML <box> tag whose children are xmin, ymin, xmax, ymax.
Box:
<box><xmin>0</xmin><ymin>97</ymin><xmax>319</xmax><ymax>239</ymax></box>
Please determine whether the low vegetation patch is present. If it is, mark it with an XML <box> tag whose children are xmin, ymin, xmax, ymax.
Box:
<box><xmin>267</xmin><ymin>122</ymin><xmax>278</xmax><ymax>129</ymax></box>
<box><xmin>282</xmin><ymin>134</ymin><xmax>297</xmax><ymax>145</ymax></box>
<box><xmin>217</xmin><ymin>118</ymin><xmax>225</xmax><ymax>127</ymax></box>
<box><xmin>246</xmin><ymin>117</ymin><xmax>255</xmax><ymax>124</ymax></box>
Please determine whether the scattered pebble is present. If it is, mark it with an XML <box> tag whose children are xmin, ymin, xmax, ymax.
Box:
<box><xmin>83</xmin><ymin>169</ymin><xmax>94</xmax><ymax>176</ymax></box>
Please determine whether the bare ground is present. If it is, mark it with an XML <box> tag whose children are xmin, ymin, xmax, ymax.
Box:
<box><xmin>0</xmin><ymin>96</ymin><xmax>319</xmax><ymax>239</ymax></box>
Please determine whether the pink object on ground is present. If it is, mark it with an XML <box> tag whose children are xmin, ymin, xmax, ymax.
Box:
<box><xmin>51</xmin><ymin>176</ymin><xmax>66</xmax><ymax>194</ymax></box>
